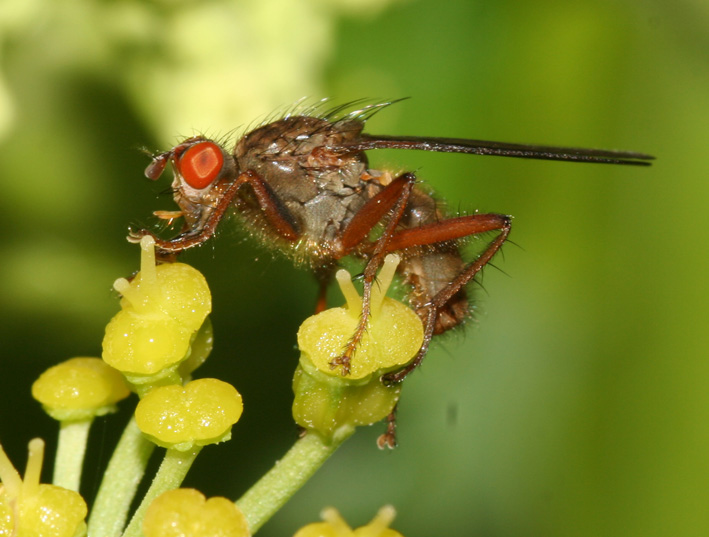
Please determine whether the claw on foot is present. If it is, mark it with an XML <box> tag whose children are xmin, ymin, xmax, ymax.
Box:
<box><xmin>328</xmin><ymin>354</ymin><xmax>352</xmax><ymax>376</ymax></box>
<box><xmin>377</xmin><ymin>408</ymin><xmax>398</xmax><ymax>449</ymax></box>
<box><xmin>376</xmin><ymin>432</ymin><xmax>396</xmax><ymax>450</ymax></box>
<box><xmin>127</xmin><ymin>228</ymin><xmax>153</xmax><ymax>244</ymax></box>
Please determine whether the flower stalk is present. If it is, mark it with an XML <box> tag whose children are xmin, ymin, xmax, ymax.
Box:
<box><xmin>236</xmin><ymin>426</ymin><xmax>355</xmax><ymax>533</ymax></box>
<box><xmin>122</xmin><ymin>446</ymin><xmax>202</xmax><ymax>537</ymax></box>
<box><xmin>53</xmin><ymin>419</ymin><xmax>92</xmax><ymax>492</ymax></box>
<box><xmin>86</xmin><ymin>418</ymin><xmax>155</xmax><ymax>537</ymax></box>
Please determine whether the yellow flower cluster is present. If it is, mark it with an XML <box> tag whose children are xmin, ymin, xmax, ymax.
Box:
<box><xmin>21</xmin><ymin>235</ymin><xmax>418</xmax><ymax>536</ymax></box>
<box><xmin>25</xmin><ymin>236</ymin><xmax>247</xmax><ymax>536</ymax></box>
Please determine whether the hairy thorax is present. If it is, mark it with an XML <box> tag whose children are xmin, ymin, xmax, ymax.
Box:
<box><xmin>233</xmin><ymin>116</ymin><xmax>386</xmax><ymax>262</ymax></box>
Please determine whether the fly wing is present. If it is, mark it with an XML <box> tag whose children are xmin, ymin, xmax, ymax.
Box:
<box><xmin>339</xmin><ymin>133</ymin><xmax>654</xmax><ymax>166</ymax></box>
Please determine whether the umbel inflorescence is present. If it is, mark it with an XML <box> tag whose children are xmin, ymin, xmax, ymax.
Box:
<box><xmin>1</xmin><ymin>236</ymin><xmax>415</xmax><ymax>536</ymax></box>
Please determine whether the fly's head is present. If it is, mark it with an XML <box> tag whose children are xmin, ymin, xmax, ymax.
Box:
<box><xmin>145</xmin><ymin>137</ymin><xmax>238</xmax><ymax>231</ymax></box>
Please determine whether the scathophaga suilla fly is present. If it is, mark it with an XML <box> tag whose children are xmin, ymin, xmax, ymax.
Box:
<box><xmin>129</xmin><ymin>101</ymin><xmax>653</xmax><ymax>383</ymax></box>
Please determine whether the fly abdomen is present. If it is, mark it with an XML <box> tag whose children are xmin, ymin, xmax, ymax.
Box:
<box><xmin>396</xmin><ymin>187</ymin><xmax>470</xmax><ymax>334</ymax></box>
<box><xmin>399</xmin><ymin>248</ymin><xmax>470</xmax><ymax>334</ymax></box>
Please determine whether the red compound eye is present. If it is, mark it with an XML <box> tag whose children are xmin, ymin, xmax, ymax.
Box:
<box><xmin>178</xmin><ymin>141</ymin><xmax>224</xmax><ymax>189</ymax></box>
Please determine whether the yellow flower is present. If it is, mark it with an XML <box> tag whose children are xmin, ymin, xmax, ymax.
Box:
<box><xmin>102</xmin><ymin>236</ymin><xmax>212</xmax><ymax>389</ymax></box>
<box><xmin>0</xmin><ymin>439</ymin><xmax>87</xmax><ymax>537</ymax></box>
<box><xmin>292</xmin><ymin>255</ymin><xmax>421</xmax><ymax>438</ymax></box>
<box><xmin>294</xmin><ymin>506</ymin><xmax>403</xmax><ymax>537</ymax></box>
<box><xmin>143</xmin><ymin>489</ymin><xmax>249</xmax><ymax>537</ymax></box>
<box><xmin>298</xmin><ymin>254</ymin><xmax>423</xmax><ymax>380</ymax></box>
<box><xmin>135</xmin><ymin>378</ymin><xmax>243</xmax><ymax>450</ymax></box>
<box><xmin>31</xmin><ymin>357</ymin><xmax>130</xmax><ymax>421</ymax></box>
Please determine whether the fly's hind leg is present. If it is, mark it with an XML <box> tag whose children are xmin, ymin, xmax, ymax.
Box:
<box><xmin>377</xmin><ymin>404</ymin><xmax>399</xmax><ymax>450</ymax></box>
<box><xmin>329</xmin><ymin>173</ymin><xmax>418</xmax><ymax>375</ymax></box>
<box><xmin>383</xmin><ymin>212</ymin><xmax>512</xmax><ymax>384</ymax></box>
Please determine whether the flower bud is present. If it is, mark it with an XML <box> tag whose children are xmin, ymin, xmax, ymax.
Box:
<box><xmin>135</xmin><ymin>378</ymin><xmax>243</xmax><ymax>451</ymax></box>
<box><xmin>0</xmin><ymin>439</ymin><xmax>87</xmax><ymax>537</ymax></box>
<box><xmin>294</xmin><ymin>506</ymin><xmax>403</xmax><ymax>537</ymax></box>
<box><xmin>298</xmin><ymin>255</ymin><xmax>423</xmax><ymax>381</ymax></box>
<box><xmin>31</xmin><ymin>357</ymin><xmax>130</xmax><ymax>421</ymax></box>
<box><xmin>102</xmin><ymin>236</ymin><xmax>212</xmax><ymax>390</ymax></box>
<box><xmin>143</xmin><ymin>489</ymin><xmax>249</xmax><ymax>537</ymax></box>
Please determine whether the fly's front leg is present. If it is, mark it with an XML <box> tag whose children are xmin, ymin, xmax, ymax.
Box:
<box><xmin>128</xmin><ymin>170</ymin><xmax>300</xmax><ymax>256</ymax></box>
<box><xmin>329</xmin><ymin>173</ymin><xmax>417</xmax><ymax>375</ymax></box>
<box><xmin>383</xmin><ymin>212</ymin><xmax>512</xmax><ymax>384</ymax></box>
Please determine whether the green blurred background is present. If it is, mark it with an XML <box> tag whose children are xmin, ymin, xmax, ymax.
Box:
<box><xmin>1</xmin><ymin>0</ymin><xmax>707</xmax><ymax>535</ymax></box>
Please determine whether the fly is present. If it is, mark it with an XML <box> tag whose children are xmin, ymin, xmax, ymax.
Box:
<box><xmin>129</xmin><ymin>101</ymin><xmax>653</xmax><ymax>383</ymax></box>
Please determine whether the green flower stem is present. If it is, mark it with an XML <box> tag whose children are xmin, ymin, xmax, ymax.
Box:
<box><xmin>87</xmin><ymin>417</ymin><xmax>155</xmax><ymax>537</ymax></box>
<box><xmin>53</xmin><ymin>419</ymin><xmax>92</xmax><ymax>491</ymax></box>
<box><xmin>122</xmin><ymin>445</ymin><xmax>202</xmax><ymax>537</ymax></box>
<box><xmin>236</xmin><ymin>426</ymin><xmax>355</xmax><ymax>534</ymax></box>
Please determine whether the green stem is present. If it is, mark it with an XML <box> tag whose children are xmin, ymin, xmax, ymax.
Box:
<box><xmin>53</xmin><ymin>419</ymin><xmax>92</xmax><ymax>491</ymax></box>
<box><xmin>236</xmin><ymin>426</ymin><xmax>355</xmax><ymax>534</ymax></box>
<box><xmin>121</xmin><ymin>446</ymin><xmax>202</xmax><ymax>537</ymax></box>
<box><xmin>87</xmin><ymin>417</ymin><xmax>155</xmax><ymax>537</ymax></box>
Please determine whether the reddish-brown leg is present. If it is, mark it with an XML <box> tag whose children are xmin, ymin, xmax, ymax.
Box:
<box><xmin>329</xmin><ymin>173</ymin><xmax>417</xmax><ymax>375</ymax></box>
<box><xmin>314</xmin><ymin>282</ymin><xmax>329</xmax><ymax>314</ymax></box>
<box><xmin>129</xmin><ymin>170</ymin><xmax>300</xmax><ymax>255</ymax></box>
<box><xmin>377</xmin><ymin>405</ymin><xmax>398</xmax><ymax>450</ymax></box>
<box><xmin>383</xmin><ymin>212</ymin><xmax>511</xmax><ymax>384</ymax></box>
<box><xmin>313</xmin><ymin>265</ymin><xmax>336</xmax><ymax>314</ymax></box>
